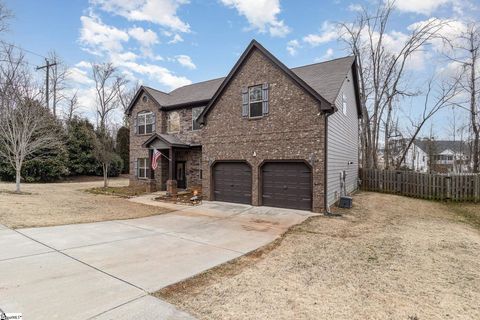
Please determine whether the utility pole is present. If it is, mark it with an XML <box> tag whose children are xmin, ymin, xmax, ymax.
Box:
<box><xmin>36</xmin><ymin>58</ymin><xmax>57</xmax><ymax>111</ymax></box>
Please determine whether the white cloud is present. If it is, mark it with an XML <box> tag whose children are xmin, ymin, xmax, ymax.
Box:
<box><xmin>220</xmin><ymin>0</ymin><xmax>290</xmax><ymax>37</ymax></box>
<box><xmin>79</xmin><ymin>14</ymin><xmax>129</xmax><ymax>55</ymax></box>
<box><xmin>175</xmin><ymin>54</ymin><xmax>196</xmax><ymax>69</ymax></box>
<box><xmin>303</xmin><ymin>21</ymin><xmax>338</xmax><ymax>46</ymax></box>
<box><xmin>348</xmin><ymin>3</ymin><xmax>363</xmax><ymax>12</ymax></box>
<box><xmin>68</xmin><ymin>67</ymin><xmax>94</xmax><ymax>85</ymax></box>
<box><xmin>91</xmin><ymin>0</ymin><xmax>191</xmax><ymax>33</ymax></box>
<box><xmin>286</xmin><ymin>39</ymin><xmax>300</xmax><ymax>56</ymax></box>
<box><xmin>315</xmin><ymin>48</ymin><xmax>334</xmax><ymax>62</ymax></box>
<box><xmin>168</xmin><ymin>34</ymin><xmax>184</xmax><ymax>44</ymax></box>
<box><xmin>128</xmin><ymin>26</ymin><xmax>159</xmax><ymax>47</ymax></box>
<box><xmin>393</xmin><ymin>0</ymin><xmax>452</xmax><ymax>15</ymax></box>
<box><xmin>119</xmin><ymin>60</ymin><xmax>192</xmax><ymax>89</ymax></box>
<box><xmin>75</xmin><ymin>61</ymin><xmax>91</xmax><ymax>69</ymax></box>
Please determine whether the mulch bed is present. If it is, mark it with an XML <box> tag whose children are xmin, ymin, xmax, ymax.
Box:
<box><xmin>155</xmin><ymin>190</ymin><xmax>202</xmax><ymax>206</ymax></box>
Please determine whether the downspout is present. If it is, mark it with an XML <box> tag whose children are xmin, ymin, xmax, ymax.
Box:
<box><xmin>324</xmin><ymin>107</ymin><xmax>334</xmax><ymax>215</ymax></box>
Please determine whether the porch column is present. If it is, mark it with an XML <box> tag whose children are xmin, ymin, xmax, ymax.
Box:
<box><xmin>166</xmin><ymin>146</ymin><xmax>177</xmax><ymax>195</ymax></box>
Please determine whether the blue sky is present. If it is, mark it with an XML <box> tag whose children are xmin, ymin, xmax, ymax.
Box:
<box><xmin>2</xmin><ymin>0</ymin><xmax>479</xmax><ymax>137</ymax></box>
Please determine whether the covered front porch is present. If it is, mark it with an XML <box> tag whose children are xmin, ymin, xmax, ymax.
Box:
<box><xmin>142</xmin><ymin>134</ymin><xmax>202</xmax><ymax>194</ymax></box>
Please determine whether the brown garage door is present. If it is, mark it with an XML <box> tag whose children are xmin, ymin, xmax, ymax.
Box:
<box><xmin>261</xmin><ymin>162</ymin><xmax>312</xmax><ymax>210</ymax></box>
<box><xmin>213</xmin><ymin>162</ymin><xmax>252</xmax><ymax>204</ymax></box>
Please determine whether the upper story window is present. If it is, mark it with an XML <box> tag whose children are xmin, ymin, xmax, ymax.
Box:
<box><xmin>342</xmin><ymin>93</ymin><xmax>347</xmax><ymax>115</ymax></box>
<box><xmin>249</xmin><ymin>85</ymin><xmax>263</xmax><ymax>118</ymax></box>
<box><xmin>142</xmin><ymin>95</ymin><xmax>148</xmax><ymax>103</ymax></box>
<box><xmin>242</xmin><ymin>83</ymin><xmax>269</xmax><ymax>118</ymax></box>
<box><xmin>167</xmin><ymin>111</ymin><xmax>180</xmax><ymax>133</ymax></box>
<box><xmin>137</xmin><ymin>111</ymin><xmax>155</xmax><ymax>135</ymax></box>
<box><xmin>192</xmin><ymin>106</ymin><xmax>205</xmax><ymax>131</ymax></box>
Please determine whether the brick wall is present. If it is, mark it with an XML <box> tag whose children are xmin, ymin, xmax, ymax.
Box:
<box><xmin>129</xmin><ymin>92</ymin><xmax>163</xmax><ymax>187</ymax></box>
<box><xmin>201</xmin><ymin>48</ymin><xmax>326</xmax><ymax>212</ymax></box>
<box><xmin>128</xmin><ymin>90</ymin><xmax>204</xmax><ymax>189</ymax></box>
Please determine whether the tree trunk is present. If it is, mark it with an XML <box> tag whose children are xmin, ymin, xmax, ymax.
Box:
<box><xmin>103</xmin><ymin>163</ymin><xmax>108</xmax><ymax>188</ymax></box>
<box><xmin>15</xmin><ymin>167</ymin><xmax>21</xmax><ymax>193</ymax></box>
<box><xmin>470</xmin><ymin>49</ymin><xmax>479</xmax><ymax>173</ymax></box>
<box><xmin>384</xmin><ymin>101</ymin><xmax>393</xmax><ymax>169</ymax></box>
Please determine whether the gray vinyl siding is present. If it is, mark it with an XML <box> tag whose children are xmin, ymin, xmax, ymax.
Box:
<box><xmin>327</xmin><ymin>68</ymin><xmax>359</xmax><ymax>207</ymax></box>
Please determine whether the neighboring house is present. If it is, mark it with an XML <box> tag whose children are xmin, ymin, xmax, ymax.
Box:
<box><xmin>125</xmin><ymin>40</ymin><xmax>362</xmax><ymax>212</ymax></box>
<box><xmin>392</xmin><ymin>139</ymin><xmax>472</xmax><ymax>173</ymax></box>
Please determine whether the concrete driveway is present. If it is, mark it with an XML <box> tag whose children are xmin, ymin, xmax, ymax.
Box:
<box><xmin>0</xmin><ymin>201</ymin><xmax>314</xmax><ymax>319</ymax></box>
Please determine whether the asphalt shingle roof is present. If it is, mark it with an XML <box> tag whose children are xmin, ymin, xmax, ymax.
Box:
<box><xmin>415</xmin><ymin>140</ymin><xmax>470</xmax><ymax>154</ymax></box>
<box><xmin>140</xmin><ymin>55</ymin><xmax>354</xmax><ymax>108</ymax></box>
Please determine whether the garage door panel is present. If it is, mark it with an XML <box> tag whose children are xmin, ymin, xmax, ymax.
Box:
<box><xmin>213</xmin><ymin>162</ymin><xmax>252</xmax><ymax>204</ymax></box>
<box><xmin>261</xmin><ymin>162</ymin><xmax>312</xmax><ymax>211</ymax></box>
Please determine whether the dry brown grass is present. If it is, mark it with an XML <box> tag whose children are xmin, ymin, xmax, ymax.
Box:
<box><xmin>0</xmin><ymin>178</ymin><xmax>171</xmax><ymax>229</ymax></box>
<box><xmin>156</xmin><ymin>192</ymin><xmax>480</xmax><ymax>320</ymax></box>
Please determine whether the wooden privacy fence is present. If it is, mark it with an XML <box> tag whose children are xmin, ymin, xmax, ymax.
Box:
<box><xmin>360</xmin><ymin>169</ymin><xmax>480</xmax><ymax>202</ymax></box>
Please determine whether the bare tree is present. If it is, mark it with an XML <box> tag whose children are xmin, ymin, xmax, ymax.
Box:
<box><xmin>64</xmin><ymin>91</ymin><xmax>80</xmax><ymax>123</ymax></box>
<box><xmin>445</xmin><ymin>23</ymin><xmax>480</xmax><ymax>172</ymax></box>
<box><xmin>340</xmin><ymin>1</ymin><xmax>446</xmax><ymax>168</ymax></box>
<box><xmin>90</xmin><ymin>62</ymin><xmax>125</xmax><ymax>187</ymax></box>
<box><xmin>117</xmin><ymin>80</ymin><xmax>140</xmax><ymax>126</ymax></box>
<box><xmin>0</xmin><ymin>45</ymin><xmax>63</xmax><ymax>192</ymax></box>
<box><xmin>91</xmin><ymin>62</ymin><xmax>126</xmax><ymax>132</ymax></box>
<box><xmin>0</xmin><ymin>0</ymin><xmax>11</xmax><ymax>34</ymax></box>
<box><xmin>47</xmin><ymin>51</ymin><xmax>69</xmax><ymax>118</ymax></box>
<box><xmin>396</xmin><ymin>76</ymin><xmax>460</xmax><ymax>168</ymax></box>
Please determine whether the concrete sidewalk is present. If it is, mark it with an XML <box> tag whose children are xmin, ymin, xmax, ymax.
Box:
<box><xmin>0</xmin><ymin>202</ymin><xmax>315</xmax><ymax>319</ymax></box>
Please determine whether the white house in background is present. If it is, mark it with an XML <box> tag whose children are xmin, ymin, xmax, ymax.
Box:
<box><xmin>398</xmin><ymin>139</ymin><xmax>472</xmax><ymax>173</ymax></box>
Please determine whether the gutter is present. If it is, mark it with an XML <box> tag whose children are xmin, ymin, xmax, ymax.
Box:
<box><xmin>324</xmin><ymin>107</ymin><xmax>334</xmax><ymax>215</ymax></box>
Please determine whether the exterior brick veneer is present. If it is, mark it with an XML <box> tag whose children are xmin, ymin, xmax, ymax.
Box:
<box><xmin>201</xmin><ymin>48</ymin><xmax>326</xmax><ymax>212</ymax></box>
<box><xmin>128</xmin><ymin>93</ymin><xmax>203</xmax><ymax>191</ymax></box>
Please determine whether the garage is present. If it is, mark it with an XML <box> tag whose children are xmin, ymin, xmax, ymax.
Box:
<box><xmin>261</xmin><ymin>162</ymin><xmax>312</xmax><ymax>210</ymax></box>
<box><xmin>212</xmin><ymin>162</ymin><xmax>252</xmax><ymax>204</ymax></box>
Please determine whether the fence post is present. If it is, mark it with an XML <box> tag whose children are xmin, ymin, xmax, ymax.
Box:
<box><xmin>475</xmin><ymin>174</ymin><xmax>480</xmax><ymax>203</ymax></box>
<box><xmin>445</xmin><ymin>176</ymin><xmax>452</xmax><ymax>201</ymax></box>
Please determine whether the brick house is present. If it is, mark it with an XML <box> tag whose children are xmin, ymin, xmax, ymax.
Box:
<box><xmin>125</xmin><ymin>40</ymin><xmax>362</xmax><ymax>212</ymax></box>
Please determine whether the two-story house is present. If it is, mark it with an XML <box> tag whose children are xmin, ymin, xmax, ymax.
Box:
<box><xmin>389</xmin><ymin>138</ymin><xmax>472</xmax><ymax>173</ymax></box>
<box><xmin>125</xmin><ymin>40</ymin><xmax>362</xmax><ymax>212</ymax></box>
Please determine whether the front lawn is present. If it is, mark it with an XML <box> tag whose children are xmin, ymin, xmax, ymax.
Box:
<box><xmin>0</xmin><ymin>177</ymin><xmax>171</xmax><ymax>228</ymax></box>
<box><xmin>155</xmin><ymin>193</ymin><xmax>480</xmax><ymax>319</ymax></box>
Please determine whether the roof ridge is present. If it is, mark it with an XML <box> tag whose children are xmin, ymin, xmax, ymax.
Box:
<box><xmin>143</xmin><ymin>86</ymin><xmax>170</xmax><ymax>96</ymax></box>
<box><xmin>169</xmin><ymin>76</ymin><xmax>225</xmax><ymax>92</ymax></box>
<box><xmin>290</xmin><ymin>55</ymin><xmax>355</xmax><ymax>70</ymax></box>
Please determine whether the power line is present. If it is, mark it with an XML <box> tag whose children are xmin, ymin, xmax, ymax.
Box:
<box><xmin>0</xmin><ymin>40</ymin><xmax>48</xmax><ymax>59</ymax></box>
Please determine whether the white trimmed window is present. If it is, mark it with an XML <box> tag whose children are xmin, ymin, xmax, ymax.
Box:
<box><xmin>167</xmin><ymin>111</ymin><xmax>180</xmax><ymax>133</ymax></box>
<box><xmin>137</xmin><ymin>158</ymin><xmax>150</xmax><ymax>179</ymax></box>
<box><xmin>342</xmin><ymin>93</ymin><xmax>347</xmax><ymax>115</ymax></box>
<box><xmin>137</xmin><ymin>111</ymin><xmax>155</xmax><ymax>135</ymax></box>
<box><xmin>192</xmin><ymin>106</ymin><xmax>205</xmax><ymax>131</ymax></box>
<box><xmin>249</xmin><ymin>85</ymin><xmax>263</xmax><ymax>118</ymax></box>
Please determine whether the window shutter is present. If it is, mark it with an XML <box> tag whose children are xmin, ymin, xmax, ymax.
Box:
<box><xmin>134</xmin><ymin>159</ymin><xmax>138</xmax><ymax>178</ymax></box>
<box><xmin>152</xmin><ymin>113</ymin><xmax>156</xmax><ymax>132</ymax></box>
<box><xmin>242</xmin><ymin>87</ymin><xmax>249</xmax><ymax>118</ymax></box>
<box><xmin>262</xmin><ymin>83</ymin><xmax>269</xmax><ymax>115</ymax></box>
<box><xmin>133</xmin><ymin>116</ymin><xmax>138</xmax><ymax>134</ymax></box>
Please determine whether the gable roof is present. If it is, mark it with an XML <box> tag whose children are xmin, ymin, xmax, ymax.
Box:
<box><xmin>142</xmin><ymin>133</ymin><xmax>190</xmax><ymax>148</ymax></box>
<box><xmin>126</xmin><ymin>40</ymin><xmax>361</xmax><ymax>119</ymax></box>
<box><xmin>414</xmin><ymin>140</ymin><xmax>470</xmax><ymax>154</ymax></box>
<box><xmin>198</xmin><ymin>40</ymin><xmax>337</xmax><ymax>124</ymax></box>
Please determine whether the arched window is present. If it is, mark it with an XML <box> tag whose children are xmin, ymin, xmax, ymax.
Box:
<box><xmin>167</xmin><ymin>111</ymin><xmax>180</xmax><ymax>133</ymax></box>
<box><xmin>137</xmin><ymin>111</ymin><xmax>155</xmax><ymax>134</ymax></box>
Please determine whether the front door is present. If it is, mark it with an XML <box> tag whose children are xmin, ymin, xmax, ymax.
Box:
<box><xmin>175</xmin><ymin>161</ymin><xmax>186</xmax><ymax>189</ymax></box>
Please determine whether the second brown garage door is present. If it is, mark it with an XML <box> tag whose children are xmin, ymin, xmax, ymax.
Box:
<box><xmin>213</xmin><ymin>162</ymin><xmax>252</xmax><ymax>204</ymax></box>
<box><xmin>261</xmin><ymin>162</ymin><xmax>312</xmax><ymax>210</ymax></box>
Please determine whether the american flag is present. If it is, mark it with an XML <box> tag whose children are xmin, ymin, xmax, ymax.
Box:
<box><xmin>151</xmin><ymin>149</ymin><xmax>161</xmax><ymax>170</ymax></box>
